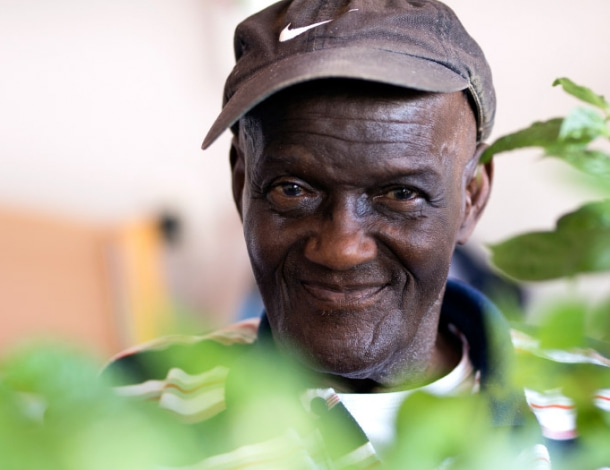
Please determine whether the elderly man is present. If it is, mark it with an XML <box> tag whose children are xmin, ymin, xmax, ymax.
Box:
<box><xmin>107</xmin><ymin>0</ymin><xmax>528</xmax><ymax>467</ymax></box>
<box><xmin>206</xmin><ymin>0</ymin><xmax>497</xmax><ymax>388</ymax></box>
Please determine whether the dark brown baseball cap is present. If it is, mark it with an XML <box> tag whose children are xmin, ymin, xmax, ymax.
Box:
<box><xmin>202</xmin><ymin>0</ymin><xmax>495</xmax><ymax>149</ymax></box>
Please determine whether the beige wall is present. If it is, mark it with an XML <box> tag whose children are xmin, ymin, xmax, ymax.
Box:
<box><xmin>1</xmin><ymin>0</ymin><xmax>609</xmax><ymax>344</ymax></box>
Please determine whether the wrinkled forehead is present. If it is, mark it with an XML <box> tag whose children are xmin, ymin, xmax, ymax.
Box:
<box><xmin>239</xmin><ymin>79</ymin><xmax>477</xmax><ymax>154</ymax></box>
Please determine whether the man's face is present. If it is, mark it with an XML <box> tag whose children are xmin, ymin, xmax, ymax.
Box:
<box><xmin>232</xmin><ymin>82</ymin><xmax>488</xmax><ymax>387</ymax></box>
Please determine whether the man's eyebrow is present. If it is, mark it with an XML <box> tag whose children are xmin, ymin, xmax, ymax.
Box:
<box><xmin>249</xmin><ymin>154</ymin><xmax>299</xmax><ymax>184</ymax></box>
<box><xmin>376</xmin><ymin>165</ymin><xmax>444</xmax><ymax>185</ymax></box>
<box><xmin>254</xmin><ymin>152</ymin><xmax>304</xmax><ymax>169</ymax></box>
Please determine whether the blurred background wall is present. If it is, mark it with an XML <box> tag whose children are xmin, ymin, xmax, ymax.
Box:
<box><xmin>1</xmin><ymin>0</ymin><xmax>609</xmax><ymax>357</ymax></box>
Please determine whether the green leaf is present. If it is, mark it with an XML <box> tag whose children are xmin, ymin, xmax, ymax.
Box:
<box><xmin>389</xmin><ymin>393</ymin><xmax>490</xmax><ymax>469</ymax></box>
<box><xmin>545</xmin><ymin>146</ymin><xmax>610</xmax><ymax>179</ymax></box>
<box><xmin>574</xmin><ymin>406</ymin><xmax>610</xmax><ymax>469</ymax></box>
<box><xmin>512</xmin><ymin>349</ymin><xmax>565</xmax><ymax>392</ymax></box>
<box><xmin>558</xmin><ymin>107</ymin><xmax>609</xmax><ymax>142</ymax></box>
<box><xmin>489</xmin><ymin>224</ymin><xmax>610</xmax><ymax>281</ymax></box>
<box><xmin>556</xmin><ymin>200</ymin><xmax>610</xmax><ymax>230</ymax></box>
<box><xmin>553</xmin><ymin>77</ymin><xmax>610</xmax><ymax>113</ymax></box>
<box><xmin>490</xmin><ymin>231</ymin><xmax>579</xmax><ymax>280</ymax></box>
<box><xmin>589</xmin><ymin>297</ymin><xmax>610</xmax><ymax>342</ymax></box>
<box><xmin>538</xmin><ymin>302</ymin><xmax>586</xmax><ymax>350</ymax></box>
<box><xmin>480</xmin><ymin>118</ymin><xmax>563</xmax><ymax>163</ymax></box>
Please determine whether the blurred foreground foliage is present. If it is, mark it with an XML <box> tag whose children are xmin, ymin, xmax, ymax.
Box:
<box><xmin>481</xmin><ymin>78</ymin><xmax>610</xmax><ymax>468</ymax></box>
<box><xmin>0</xmin><ymin>344</ymin><xmax>199</xmax><ymax>470</ymax></box>
<box><xmin>0</xmin><ymin>338</ymin><xmax>606</xmax><ymax>469</ymax></box>
<box><xmin>482</xmin><ymin>78</ymin><xmax>610</xmax><ymax>281</ymax></box>
<box><xmin>1</xmin><ymin>79</ymin><xmax>609</xmax><ymax>469</ymax></box>
<box><xmin>0</xmin><ymin>343</ymin><xmax>537</xmax><ymax>469</ymax></box>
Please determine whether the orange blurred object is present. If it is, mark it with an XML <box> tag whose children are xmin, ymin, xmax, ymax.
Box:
<box><xmin>0</xmin><ymin>206</ymin><xmax>171</xmax><ymax>358</ymax></box>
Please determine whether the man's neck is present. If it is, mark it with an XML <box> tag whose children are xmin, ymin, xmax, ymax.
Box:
<box><xmin>313</xmin><ymin>327</ymin><xmax>463</xmax><ymax>394</ymax></box>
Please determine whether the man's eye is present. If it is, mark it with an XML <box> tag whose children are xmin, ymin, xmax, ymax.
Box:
<box><xmin>275</xmin><ymin>183</ymin><xmax>304</xmax><ymax>197</ymax></box>
<box><xmin>384</xmin><ymin>187</ymin><xmax>416</xmax><ymax>201</ymax></box>
<box><xmin>266</xmin><ymin>181</ymin><xmax>316</xmax><ymax>211</ymax></box>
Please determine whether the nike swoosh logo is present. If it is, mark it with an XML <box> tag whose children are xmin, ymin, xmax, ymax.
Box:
<box><xmin>279</xmin><ymin>19</ymin><xmax>334</xmax><ymax>42</ymax></box>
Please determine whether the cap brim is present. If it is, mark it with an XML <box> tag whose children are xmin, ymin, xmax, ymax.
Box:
<box><xmin>202</xmin><ymin>46</ymin><xmax>469</xmax><ymax>149</ymax></box>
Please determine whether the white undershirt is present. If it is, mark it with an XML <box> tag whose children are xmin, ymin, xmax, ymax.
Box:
<box><xmin>336</xmin><ymin>335</ymin><xmax>475</xmax><ymax>454</ymax></box>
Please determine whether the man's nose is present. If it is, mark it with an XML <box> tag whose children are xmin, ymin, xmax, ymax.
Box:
<box><xmin>303</xmin><ymin>203</ymin><xmax>377</xmax><ymax>271</ymax></box>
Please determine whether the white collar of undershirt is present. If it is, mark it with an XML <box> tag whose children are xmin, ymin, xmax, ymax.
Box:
<box><xmin>304</xmin><ymin>329</ymin><xmax>476</xmax><ymax>456</ymax></box>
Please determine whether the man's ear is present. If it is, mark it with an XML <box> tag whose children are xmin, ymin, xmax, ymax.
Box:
<box><xmin>456</xmin><ymin>143</ymin><xmax>494</xmax><ymax>244</ymax></box>
<box><xmin>230</xmin><ymin>136</ymin><xmax>246</xmax><ymax>220</ymax></box>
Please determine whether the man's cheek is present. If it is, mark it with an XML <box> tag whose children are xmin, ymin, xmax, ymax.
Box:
<box><xmin>244</xmin><ymin>217</ymin><xmax>284</xmax><ymax>279</ymax></box>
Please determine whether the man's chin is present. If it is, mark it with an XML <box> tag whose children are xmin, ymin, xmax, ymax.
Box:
<box><xmin>294</xmin><ymin>347</ymin><xmax>390</xmax><ymax>383</ymax></box>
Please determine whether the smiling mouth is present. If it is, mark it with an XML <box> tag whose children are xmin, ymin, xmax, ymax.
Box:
<box><xmin>301</xmin><ymin>281</ymin><xmax>387</xmax><ymax>308</ymax></box>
